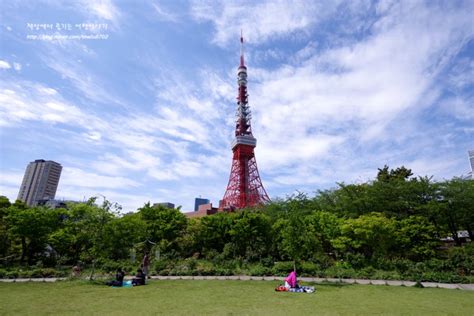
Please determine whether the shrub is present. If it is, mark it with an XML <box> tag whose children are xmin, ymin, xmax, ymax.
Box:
<box><xmin>248</xmin><ymin>264</ymin><xmax>272</xmax><ymax>276</ymax></box>
<box><xmin>99</xmin><ymin>260</ymin><xmax>135</xmax><ymax>273</ymax></box>
<box><xmin>5</xmin><ymin>270</ymin><xmax>18</xmax><ymax>279</ymax></box>
<box><xmin>345</xmin><ymin>253</ymin><xmax>367</xmax><ymax>269</ymax></box>
<box><xmin>195</xmin><ymin>261</ymin><xmax>216</xmax><ymax>276</ymax></box>
<box><xmin>356</xmin><ymin>266</ymin><xmax>376</xmax><ymax>279</ymax></box>
<box><xmin>324</xmin><ymin>266</ymin><xmax>356</xmax><ymax>279</ymax></box>
<box><xmin>153</xmin><ymin>259</ymin><xmax>172</xmax><ymax>274</ymax></box>
<box><xmin>272</xmin><ymin>261</ymin><xmax>294</xmax><ymax>276</ymax></box>
<box><xmin>299</xmin><ymin>261</ymin><xmax>320</xmax><ymax>276</ymax></box>
<box><xmin>372</xmin><ymin>270</ymin><xmax>401</xmax><ymax>280</ymax></box>
<box><xmin>39</xmin><ymin>268</ymin><xmax>57</xmax><ymax>277</ymax></box>
<box><xmin>30</xmin><ymin>269</ymin><xmax>43</xmax><ymax>278</ymax></box>
<box><xmin>447</xmin><ymin>246</ymin><xmax>474</xmax><ymax>276</ymax></box>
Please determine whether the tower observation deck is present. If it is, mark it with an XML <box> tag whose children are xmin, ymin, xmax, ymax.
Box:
<box><xmin>221</xmin><ymin>33</ymin><xmax>270</xmax><ymax>209</ymax></box>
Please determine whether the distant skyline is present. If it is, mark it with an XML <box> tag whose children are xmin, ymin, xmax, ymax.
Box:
<box><xmin>1</xmin><ymin>1</ymin><xmax>473</xmax><ymax>212</ymax></box>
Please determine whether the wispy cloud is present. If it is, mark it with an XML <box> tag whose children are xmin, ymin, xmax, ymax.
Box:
<box><xmin>190</xmin><ymin>0</ymin><xmax>343</xmax><ymax>46</ymax></box>
<box><xmin>77</xmin><ymin>0</ymin><xmax>121</xmax><ymax>27</ymax></box>
<box><xmin>151</xmin><ymin>2</ymin><xmax>180</xmax><ymax>23</ymax></box>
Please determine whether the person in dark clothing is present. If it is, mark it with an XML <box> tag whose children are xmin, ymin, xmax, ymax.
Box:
<box><xmin>106</xmin><ymin>268</ymin><xmax>125</xmax><ymax>287</ymax></box>
<box><xmin>132</xmin><ymin>268</ymin><xmax>146</xmax><ymax>286</ymax></box>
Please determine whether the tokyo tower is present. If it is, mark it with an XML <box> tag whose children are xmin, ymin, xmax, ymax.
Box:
<box><xmin>221</xmin><ymin>33</ymin><xmax>270</xmax><ymax>209</ymax></box>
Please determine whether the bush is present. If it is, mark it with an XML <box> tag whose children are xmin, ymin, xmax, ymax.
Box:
<box><xmin>5</xmin><ymin>270</ymin><xmax>18</xmax><ymax>279</ymax></box>
<box><xmin>272</xmin><ymin>261</ymin><xmax>294</xmax><ymax>276</ymax></box>
<box><xmin>299</xmin><ymin>261</ymin><xmax>321</xmax><ymax>276</ymax></box>
<box><xmin>153</xmin><ymin>259</ymin><xmax>172</xmax><ymax>274</ymax></box>
<box><xmin>30</xmin><ymin>269</ymin><xmax>43</xmax><ymax>278</ymax></box>
<box><xmin>355</xmin><ymin>266</ymin><xmax>376</xmax><ymax>279</ymax></box>
<box><xmin>196</xmin><ymin>261</ymin><xmax>216</xmax><ymax>276</ymax></box>
<box><xmin>420</xmin><ymin>271</ymin><xmax>465</xmax><ymax>283</ymax></box>
<box><xmin>345</xmin><ymin>253</ymin><xmax>367</xmax><ymax>269</ymax></box>
<box><xmin>447</xmin><ymin>246</ymin><xmax>474</xmax><ymax>276</ymax></box>
<box><xmin>248</xmin><ymin>264</ymin><xmax>272</xmax><ymax>276</ymax></box>
<box><xmin>372</xmin><ymin>270</ymin><xmax>401</xmax><ymax>280</ymax></box>
<box><xmin>99</xmin><ymin>259</ymin><xmax>136</xmax><ymax>274</ymax></box>
<box><xmin>324</xmin><ymin>266</ymin><xmax>356</xmax><ymax>279</ymax></box>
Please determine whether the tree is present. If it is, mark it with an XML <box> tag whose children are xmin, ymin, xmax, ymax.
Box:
<box><xmin>394</xmin><ymin>216</ymin><xmax>438</xmax><ymax>260</ymax></box>
<box><xmin>193</xmin><ymin>212</ymin><xmax>235</xmax><ymax>258</ymax></box>
<box><xmin>305</xmin><ymin>211</ymin><xmax>342</xmax><ymax>257</ymax></box>
<box><xmin>138</xmin><ymin>203</ymin><xmax>187</xmax><ymax>255</ymax></box>
<box><xmin>434</xmin><ymin>179</ymin><xmax>474</xmax><ymax>244</ymax></box>
<box><xmin>47</xmin><ymin>198</ymin><xmax>116</xmax><ymax>273</ymax></box>
<box><xmin>273</xmin><ymin>211</ymin><xmax>323</xmax><ymax>262</ymax></box>
<box><xmin>334</xmin><ymin>212</ymin><xmax>396</xmax><ymax>259</ymax></box>
<box><xmin>102</xmin><ymin>213</ymin><xmax>146</xmax><ymax>260</ymax></box>
<box><xmin>0</xmin><ymin>196</ymin><xmax>11</xmax><ymax>260</ymax></box>
<box><xmin>229</xmin><ymin>210</ymin><xmax>272</xmax><ymax>261</ymax></box>
<box><xmin>376</xmin><ymin>165</ymin><xmax>413</xmax><ymax>182</ymax></box>
<box><xmin>7</xmin><ymin>206</ymin><xmax>61</xmax><ymax>265</ymax></box>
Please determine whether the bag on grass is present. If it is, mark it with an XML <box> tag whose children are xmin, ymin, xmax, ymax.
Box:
<box><xmin>275</xmin><ymin>285</ymin><xmax>288</xmax><ymax>292</ymax></box>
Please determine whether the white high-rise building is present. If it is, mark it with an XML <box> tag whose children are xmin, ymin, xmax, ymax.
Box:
<box><xmin>17</xmin><ymin>159</ymin><xmax>62</xmax><ymax>206</ymax></box>
<box><xmin>469</xmin><ymin>150</ymin><xmax>474</xmax><ymax>179</ymax></box>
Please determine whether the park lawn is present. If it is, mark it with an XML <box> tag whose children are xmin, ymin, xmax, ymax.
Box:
<box><xmin>0</xmin><ymin>280</ymin><xmax>473</xmax><ymax>315</ymax></box>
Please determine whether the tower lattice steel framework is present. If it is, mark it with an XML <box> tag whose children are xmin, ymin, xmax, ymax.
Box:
<box><xmin>221</xmin><ymin>33</ymin><xmax>270</xmax><ymax>209</ymax></box>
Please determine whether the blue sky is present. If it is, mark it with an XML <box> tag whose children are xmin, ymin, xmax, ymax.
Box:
<box><xmin>0</xmin><ymin>0</ymin><xmax>473</xmax><ymax>212</ymax></box>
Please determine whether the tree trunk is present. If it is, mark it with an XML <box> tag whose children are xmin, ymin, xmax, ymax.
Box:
<box><xmin>89</xmin><ymin>260</ymin><xmax>96</xmax><ymax>280</ymax></box>
<box><xmin>446</xmin><ymin>212</ymin><xmax>460</xmax><ymax>246</ymax></box>
<box><xmin>20</xmin><ymin>237</ymin><xmax>26</xmax><ymax>263</ymax></box>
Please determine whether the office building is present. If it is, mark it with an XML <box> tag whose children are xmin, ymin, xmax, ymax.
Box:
<box><xmin>17</xmin><ymin>159</ymin><xmax>62</xmax><ymax>207</ymax></box>
<box><xmin>194</xmin><ymin>197</ymin><xmax>210</xmax><ymax>211</ymax></box>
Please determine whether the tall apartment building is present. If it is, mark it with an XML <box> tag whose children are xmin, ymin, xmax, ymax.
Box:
<box><xmin>469</xmin><ymin>150</ymin><xmax>474</xmax><ymax>171</ymax></box>
<box><xmin>17</xmin><ymin>159</ymin><xmax>62</xmax><ymax>206</ymax></box>
<box><xmin>469</xmin><ymin>150</ymin><xmax>474</xmax><ymax>179</ymax></box>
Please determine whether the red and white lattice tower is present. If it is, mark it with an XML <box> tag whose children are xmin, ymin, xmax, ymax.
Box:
<box><xmin>221</xmin><ymin>33</ymin><xmax>270</xmax><ymax>209</ymax></box>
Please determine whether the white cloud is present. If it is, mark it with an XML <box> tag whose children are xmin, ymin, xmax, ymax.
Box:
<box><xmin>0</xmin><ymin>170</ymin><xmax>23</xmax><ymax>187</ymax></box>
<box><xmin>61</xmin><ymin>167</ymin><xmax>140</xmax><ymax>189</ymax></box>
<box><xmin>191</xmin><ymin>0</ymin><xmax>343</xmax><ymax>46</ymax></box>
<box><xmin>246</xmin><ymin>0</ymin><xmax>473</xmax><ymax>174</ymax></box>
<box><xmin>0</xmin><ymin>82</ymin><xmax>89</xmax><ymax>127</ymax></box>
<box><xmin>13</xmin><ymin>62</ymin><xmax>21</xmax><ymax>71</ymax></box>
<box><xmin>0</xmin><ymin>60</ymin><xmax>11</xmax><ymax>69</ymax></box>
<box><xmin>79</xmin><ymin>0</ymin><xmax>120</xmax><ymax>24</ymax></box>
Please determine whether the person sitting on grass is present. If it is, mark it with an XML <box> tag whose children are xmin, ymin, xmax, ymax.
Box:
<box><xmin>132</xmin><ymin>268</ymin><xmax>146</xmax><ymax>286</ymax></box>
<box><xmin>106</xmin><ymin>268</ymin><xmax>125</xmax><ymax>287</ymax></box>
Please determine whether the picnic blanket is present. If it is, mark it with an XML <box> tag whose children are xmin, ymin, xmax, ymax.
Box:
<box><xmin>275</xmin><ymin>285</ymin><xmax>315</xmax><ymax>293</ymax></box>
<box><xmin>112</xmin><ymin>280</ymin><xmax>133</xmax><ymax>288</ymax></box>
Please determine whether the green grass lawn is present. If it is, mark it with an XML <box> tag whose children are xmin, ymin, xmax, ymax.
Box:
<box><xmin>0</xmin><ymin>280</ymin><xmax>473</xmax><ymax>315</ymax></box>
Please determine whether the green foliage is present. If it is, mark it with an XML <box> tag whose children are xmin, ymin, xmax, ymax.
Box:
<box><xmin>394</xmin><ymin>216</ymin><xmax>438</xmax><ymax>260</ymax></box>
<box><xmin>272</xmin><ymin>261</ymin><xmax>294</xmax><ymax>275</ymax></box>
<box><xmin>336</xmin><ymin>212</ymin><xmax>396</xmax><ymax>259</ymax></box>
<box><xmin>138</xmin><ymin>203</ymin><xmax>187</xmax><ymax>253</ymax></box>
<box><xmin>0</xmin><ymin>167</ymin><xmax>472</xmax><ymax>283</ymax></box>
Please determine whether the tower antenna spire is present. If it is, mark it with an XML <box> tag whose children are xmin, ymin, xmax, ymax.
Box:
<box><xmin>240</xmin><ymin>29</ymin><xmax>245</xmax><ymax>67</ymax></box>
